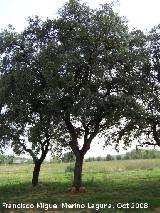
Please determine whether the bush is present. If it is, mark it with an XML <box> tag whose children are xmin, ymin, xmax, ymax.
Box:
<box><xmin>116</xmin><ymin>155</ymin><xmax>122</xmax><ymax>160</ymax></box>
<box><xmin>106</xmin><ymin>154</ymin><xmax>114</xmax><ymax>161</ymax></box>
<box><xmin>62</xmin><ymin>152</ymin><xmax>75</xmax><ymax>163</ymax></box>
<box><xmin>65</xmin><ymin>164</ymin><xmax>75</xmax><ymax>173</ymax></box>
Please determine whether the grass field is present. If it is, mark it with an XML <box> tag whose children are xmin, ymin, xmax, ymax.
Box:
<box><xmin>1</xmin><ymin>159</ymin><xmax>160</xmax><ymax>213</ymax></box>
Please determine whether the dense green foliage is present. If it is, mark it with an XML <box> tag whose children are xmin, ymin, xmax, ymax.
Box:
<box><xmin>109</xmin><ymin>25</ymin><xmax>160</xmax><ymax>152</ymax></box>
<box><xmin>0</xmin><ymin>0</ymin><xmax>148</xmax><ymax>189</ymax></box>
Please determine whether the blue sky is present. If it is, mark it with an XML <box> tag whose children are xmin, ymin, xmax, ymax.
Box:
<box><xmin>1</xmin><ymin>0</ymin><xmax>160</xmax><ymax>157</ymax></box>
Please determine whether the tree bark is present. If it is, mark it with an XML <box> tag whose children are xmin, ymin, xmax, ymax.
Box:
<box><xmin>32</xmin><ymin>161</ymin><xmax>41</xmax><ymax>187</ymax></box>
<box><xmin>73</xmin><ymin>155</ymin><xmax>84</xmax><ymax>191</ymax></box>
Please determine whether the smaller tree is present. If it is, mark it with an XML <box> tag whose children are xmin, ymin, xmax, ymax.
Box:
<box><xmin>107</xmin><ymin>25</ymin><xmax>160</xmax><ymax>156</ymax></box>
<box><xmin>0</xmin><ymin>109</ymin><xmax>61</xmax><ymax>186</ymax></box>
<box><xmin>0</xmin><ymin>21</ymin><xmax>63</xmax><ymax>186</ymax></box>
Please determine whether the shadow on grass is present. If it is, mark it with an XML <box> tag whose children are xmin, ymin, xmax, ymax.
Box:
<box><xmin>0</xmin><ymin>177</ymin><xmax>160</xmax><ymax>213</ymax></box>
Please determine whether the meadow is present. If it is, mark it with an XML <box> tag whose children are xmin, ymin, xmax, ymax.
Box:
<box><xmin>1</xmin><ymin>159</ymin><xmax>160</xmax><ymax>213</ymax></box>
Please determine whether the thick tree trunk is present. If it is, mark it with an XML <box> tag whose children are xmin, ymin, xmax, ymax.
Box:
<box><xmin>73</xmin><ymin>155</ymin><xmax>84</xmax><ymax>191</ymax></box>
<box><xmin>32</xmin><ymin>161</ymin><xmax>41</xmax><ymax>187</ymax></box>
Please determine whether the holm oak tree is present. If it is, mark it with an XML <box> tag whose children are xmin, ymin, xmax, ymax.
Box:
<box><xmin>0</xmin><ymin>0</ymin><xmax>148</xmax><ymax>190</ymax></box>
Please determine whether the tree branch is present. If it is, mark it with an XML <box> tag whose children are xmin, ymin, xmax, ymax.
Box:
<box><xmin>16</xmin><ymin>138</ymin><xmax>37</xmax><ymax>162</ymax></box>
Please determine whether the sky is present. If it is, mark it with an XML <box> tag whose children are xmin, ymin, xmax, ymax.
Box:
<box><xmin>0</xmin><ymin>0</ymin><xmax>160</xmax><ymax>158</ymax></box>
<box><xmin>0</xmin><ymin>0</ymin><xmax>160</xmax><ymax>32</ymax></box>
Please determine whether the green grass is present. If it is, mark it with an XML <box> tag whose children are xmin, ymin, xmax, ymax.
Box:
<box><xmin>1</xmin><ymin>159</ymin><xmax>160</xmax><ymax>212</ymax></box>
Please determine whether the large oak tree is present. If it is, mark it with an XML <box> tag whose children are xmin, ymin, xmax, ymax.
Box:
<box><xmin>0</xmin><ymin>0</ymin><xmax>148</xmax><ymax>190</ymax></box>
<box><xmin>51</xmin><ymin>0</ymin><xmax>148</xmax><ymax>190</ymax></box>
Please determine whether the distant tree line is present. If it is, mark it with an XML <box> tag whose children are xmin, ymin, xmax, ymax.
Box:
<box><xmin>85</xmin><ymin>149</ymin><xmax>160</xmax><ymax>162</ymax></box>
<box><xmin>0</xmin><ymin>155</ymin><xmax>32</xmax><ymax>164</ymax></box>
<box><xmin>55</xmin><ymin>149</ymin><xmax>160</xmax><ymax>163</ymax></box>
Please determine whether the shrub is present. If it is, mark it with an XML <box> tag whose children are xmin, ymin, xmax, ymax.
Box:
<box><xmin>65</xmin><ymin>164</ymin><xmax>75</xmax><ymax>173</ymax></box>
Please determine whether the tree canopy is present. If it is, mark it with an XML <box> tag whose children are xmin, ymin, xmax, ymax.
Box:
<box><xmin>107</xmin><ymin>24</ymin><xmax>160</xmax><ymax>152</ymax></box>
<box><xmin>0</xmin><ymin>0</ymin><xmax>152</xmax><ymax>190</ymax></box>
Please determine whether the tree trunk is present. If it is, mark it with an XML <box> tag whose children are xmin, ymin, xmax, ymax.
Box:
<box><xmin>32</xmin><ymin>161</ymin><xmax>41</xmax><ymax>187</ymax></box>
<box><xmin>73</xmin><ymin>155</ymin><xmax>84</xmax><ymax>191</ymax></box>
